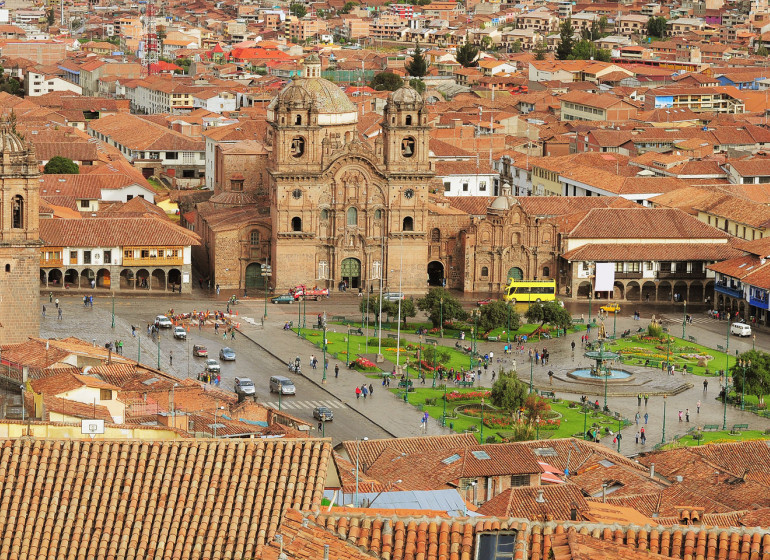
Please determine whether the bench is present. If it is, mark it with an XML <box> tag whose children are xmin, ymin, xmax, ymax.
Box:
<box><xmin>397</xmin><ymin>380</ymin><xmax>414</xmax><ymax>389</ymax></box>
<box><xmin>572</xmin><ymin>318</ymin><xmax>585</xmax><ymax>324</ymax></box>
<box><xmin>731</xmin><ymin>423</ymin><xmax>749</xmax><ymax>433</ymax></box>
<box><xmin>541</xmin><ymin>390</ymin><xmax>556</xmax><ymax>399</ymax></box>
<box><xmin>332</xmin><ymin>315</ymin><xmax>346</xmax><ymax>322</ymax></box>
<box><xmin>703</xmin><ymin>424</ymin><xmax>720</xmax><ymax>432</ymax></box>
<box><xmin>648</xmin><ymin>360</ymin><xmax>662</xmax><ymax>368</ymax></box>
<box><xmin>688</xmin><ymin>336</ymin><xmax>697</xmax><ymax>343</ymax></box>
<box><xmin>717</xmin><ymin>345</ymin><xmax>726</xmax><ymax>352</ymax></box>
<box><xmin>387</xmin><ymin>334</ymin><xmax>399</xmax><ymax>340</ymax></box>
<box><xmin>348</xmin><ymin>327</ymin><xmax>363</xmax><ymax>336</ymax></box>
<box><xmin>426</xmin><ymin>338</ymin><xmax>438</xmax><ymax>345</ymax></box>
<box><xmin>457</xmin><ymin>381</ymin><xmax>474</xmax><ymax>388</ymax></box>
<box><xmin>488</xmin><ymin>336</ymin><xmax>498</xmax><ymax>342</ymax></box>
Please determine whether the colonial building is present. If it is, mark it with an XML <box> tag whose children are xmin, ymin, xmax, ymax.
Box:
<box><xmin>0</xmin><ymin>120</ymin><xmax>41</xmax><ymax>344</ymax></box>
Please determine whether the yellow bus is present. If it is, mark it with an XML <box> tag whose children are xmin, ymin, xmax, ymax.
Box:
<box><xmin>503</xmin><ymin>279</ymin><xmax>557</xmax><ymax>304</ymax></box>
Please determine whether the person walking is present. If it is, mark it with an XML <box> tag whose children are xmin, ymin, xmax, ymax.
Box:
<box><xmin>231</xmin><ymin>330</ymin><xmax>236</xmax><ymax>340</ymax></box>
<box><xmin>703</xmin><ymin>379</ymin><xmax>708</xmax><ymax>393</ymax></box>
<box><xmin>355</xmin><ymin>386</ymin><xmax>361</xmax><ymax>399</ymax></box>
<box><xmin>49</xmin><ymin>292</ymin><xmax>53</xmax><ymax>303</ymax></box>
<box><xmin>169</xmin><ymin>352</ymin><xmax>173</xmax><ymax>367</ymax></box>
<box><xmin>334</xmin><ymin>364</ymin><xmax>339</xmax><ymax>378</ymax></box>
<box><xmin>571</xmin><ymin>340</ymin><xmax>576</xmax><ymax>352</ymax></box>
<box><xmin>644</xmin><ymin>394</ymin><xmax>649</xmax><ymax>406</ymax></box>
<box><xmin>685</xmin><ymin>408</ymin><xmax>690</xmax><ymax>422</ymax></box>
<box><xmin>58</xmin><ymin>307</ymin><xmax>62</xmax><ymax>320</ymax></box>
<box><xmin>678</xmin><ymin>410</ymin><xmax>683</xmax><ymax>422</ymax></box>
<box><xmin>42</xmin><ymin>305</ymin><xmax>46</xmax><ymax>318</ymax></box>
<box><xmin>640</xmin><ymin>427</ymin><xmax>646</xmax><ymax>445</ymax></box>
<box><xmin>635</xmin><ymin>412</ymin><xmax>640</xmax><ymax>425</ymax></box>
<box><xmin>55</xmin><ymin>298</ymin><xmax>59</xmax><ymax>309</ymax></box>
<box><xmin>362</xmin><ymin>385</ymin><xmax>368</xmax><ymax>399</ymax></box>
<box><xmin>369</xmin><ymin>383</ymin><xmax>374</xmax><ymax>397</ymax></box>
<box><xmin>635</xmin><ymin>430</ymin><xmax>640</xmax><ymax>444</ymax></box>
<box><xmin>697</xmin><ymin>400</ymin><xmax>701</xmax><ymax>413</ymax></box>
<box><xmin>644</xmin><ymin>412</ymin><xmax>648</xmax><ymax>424</ymax></box>
<box><xmin>637</xmin><ymin>393</ymin><xmax>642</xmax><ymax>407</ymax></box>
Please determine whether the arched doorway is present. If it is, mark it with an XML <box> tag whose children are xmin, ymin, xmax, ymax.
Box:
<box><xmin>613</xmin><ymin>281</ymin><xmax>624</xmax><ymax>300</ymax></box>
<box><xmin>428</xmin><ymin>261</ymin><xmax>444</xmax><ymax>286</ymax></box>
<box><xmin>80</xmin><ymin>268</ymin><xmax>94</xmax><ymax>289</ymax></box>
<box><xmin>168</xmin><ymin>269</ymin><xmax>182</xmax><ymax>291</ymax></box>
<box><xmin>47</xmin><ymin>269</ymin><xmax>62</xmax><ymax>288</ymax></box>
<box><xmin>626</xmin><ymin>281</ymin><xmax>640</xmax><ymax>301</ymax></box>
<box><xmin>576</xmin><ymin>281</ymin><xmax>591</xmax><ymax>298</ymax></box>
<box><xmin>507</xmin><ymin>266</ymin><xmax>523</xmax><ymax>282</ymax></box>
<box><xmin>657</xmin><ymin>281</ymin><xmax>672</xmax><ymax>301</ymax></box>
<box><xmin>642</xmin><ymin>282</ymin><xmax>656</xmax><ymax>302</ymax></box>
<box><xmin>152</xmin><ymin>269</ymin><xmax>166</xmax><ymax>290</ymax></box>
<box><xmin>64</xmin><ymin>269</ymin><xmax>78</xmax><ymax>288</ymax></box>
<box><xmin>245</xmin><ymin>262</ymin><xmax>265</xmax><ymax>289</ymax></box>
<box><xmin>673</xmin><ymin>281</ymin><xmax>687</xmax><ymax>302</ymax></box>
<box><xmin>341</xmin><ymin>258</ymin><xmax>361</xmax><ymax>289</ymax></box>
<box><xmin>40</xmin><ymin>270</ymin><xmax>47</xmax><ymax>287</ymax></box>
<box><xmin>705</xmin><ymin>281</ymin><xmax>715</xmax><ymax>306</ymax></box>
<box><xmin>137</xmin><ymin>269</ymin><xmax>150</xmax><ymax>289</ymax></box>
<box><xmin>97</xmin><ymin>268</ymin><xmax>111</xmax><ymax>288</ymax></box>
<box><xmin>120</xmin><ymin>269</ymin><xmax>134</xmax><ymax>290</ymax></box>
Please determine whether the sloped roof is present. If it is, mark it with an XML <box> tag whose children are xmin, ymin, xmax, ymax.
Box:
<box><xmin>567</xmin><ymin>208</ymin><xmax>731</xmax><ymax>240</ymax></box>
<box><xmin>39</xmin><ymin>217</ymin><xmax>200</xmax><ymax>248</ymax></box>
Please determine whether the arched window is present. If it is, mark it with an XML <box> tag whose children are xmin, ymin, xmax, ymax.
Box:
<box><xmin>291</xmin><ymin>217</ymin><xmax>302</xmax><ymax>232</ymax></box>
<box><xmin>374</xmin><ymin>209</ymin><xmax>382</xmax><ymax>220</ymax></box>
<box><xmin>4</xmin><ymin>264</ymin><xmax>9</xmax><ymax>273</ymax></box>
<box><xmin>250</xmin><ymin>230</ymin><xmax>260</xmax><ymax>245</ymax></box>
<box><xmin>403</xmin><ymin>216</ymin><xmax>414</xmax><ymax>231</ymax></box>
<box><xmin>321</xmin><ymin>209</ymin><xmax>329</xmax><ymax>220</ymax></box>
<box><xmin>405</xmin><ymin>114</ymin><xmax>412</xmax><ymax>125</ymax></box>
<box><xmin>481</xmin><ymin>266</ymin><xmax>489</xmax><ymax>277</ymax></box>
<box><xmin>543</xmin><ymin>266</ymin><xmax>550</xmax><ymax>277</ymax></box>
<box><xmin>431</xmin><ymin>228</ymin><xmax>441</xmax><ymax>242</ymax></box>
<box><xmin>12</xmin><ymin>195</ymin><xmax>23</xmax><ymax>229</ymax></box>
<box><xmin>347</xmin><ymin>207</ymin><xmax>358</xmax><ymax>226</ymax></box>
<box><xmin>295</xmin><ymin>114</ymin><xmax>302</xmax><ymax>125</ymax></box>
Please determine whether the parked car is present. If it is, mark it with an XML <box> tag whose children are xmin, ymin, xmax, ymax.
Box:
<box><xmin>173</xmin><ymin>326</ymin><xmax>187</xmax><ymax>340</ymax></box>
<box><xmin>313</xmin><ymin>406</ymin><xmax>333</xmax><ymax>421</ymax></box>
<box><xmin>601</xmin><ymin>303</ymin><xmax>621</xmax><ymax>313</ymax></box>
<box><xmin>234</xmin><ymin>377</ymin><xmax>256</xmax><ymax>397</ymax></box>
<box><xmin>477</xmin><ymin>298</ymin><xmax>493</xmax><ymax>306</ymax></box>
<box><xmin>155</xmin><ymin>315</ymin><xmax>173</xmax><ymax>328</ymax></box>
<box><xmin>269</xmin><ymin>375</ymin><xmax>296</xmax><ymax>395</ymax></box>
<box><xmin>192</xmin><ymin>344</ymin><xmax>208</xmax><ymax>357</ymax></box>
<box><xmin>382</xmin><ymin>292</ymin><xmax>404</xmax><ymax>302</ymax></box>
<box><xmin>271</xmin><ymin>294</ymin><xmax>295</xmax><ymax>304</ymax></box>
<box><xmin>220</xmin><ymin>347</ymin><xmax>236</xmax><ymax>361</ymax></box>
<box><xmin>205</xmin><ymin>359</ymin><xmax>220</xmax><ymax>373</ymax></box>
<box><xmin>730</xmin><ymin>322</ymin><xmax>752</xmax><ymax>337</ymax></box>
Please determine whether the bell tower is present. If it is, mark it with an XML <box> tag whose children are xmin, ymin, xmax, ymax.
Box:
<box><xmin>0</xmin><ymin>118</ymin><xmax>42</xmax><ymax>344</ymax></box>
<box><xmin>382</xmin><ymin>86</ymin><xmax>430</xmax><ymax>173</ymax></box>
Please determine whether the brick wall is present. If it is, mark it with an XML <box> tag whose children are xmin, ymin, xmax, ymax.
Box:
<box><xmin>0</xmin><ymin>246</ymin><xmax>40</xmax><ymax>344</ymax></box>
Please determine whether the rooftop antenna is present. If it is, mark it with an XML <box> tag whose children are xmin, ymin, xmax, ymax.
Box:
<box><xmin>142</xmin><ymin>0</ymin><xmax>159</xmax><ymax>75</ymax></box>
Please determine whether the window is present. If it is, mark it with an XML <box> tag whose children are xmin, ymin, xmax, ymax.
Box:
<box><xmin>479</xmin><ymin>181</ymin><xmax>487</xmax><ymax>192</ymax></box>
<box><xmin>444</xmin><ymin>182</ymin><xmax>451</xmax><ymax>192</ymax></box>
<box><xmin>141</xmin><ymin>250</ymin><xmax>150</xmax><ymax>259</ymax></box>
<box><xmin>321</xmin><ymin>209</ymin><xmax>329</xmax><ymax>220</ymax></box>
<box><xmin>70</xmin><ymin>251</ymin><xmax>78</xmax><ymax>263</ymax></box>
<box><xmin>292</xmin><ymin>217</ymin><xmax>302</xmax><ymax>232</ymax></box>
<box><xmin>403</xmin><ymin>216</ymin><xmax>414</xmax><ymax>231</ymax></box>
<box><xmin>510</xmin><ymin>474</ymin><xmax>529</xmax><ymax>487</ymax></box>
<box><xmin>477</xmin><ymin>532</ymin><xmax>518</xmax><ymax>560</ymax></box>
<box><xmin>124</xmin><ymin>249</ymin><xmax>133</xmax><ymax>260</ymax></box>
<box><xmin>374</xmin><ymin>209</ymin><xmax>382</xmax><ymax>219</ymax></box>
<box><xmin>80</xmin><ymin>199</ymin><xmax>90</xmax><ymax>209</ymax></box>
<box><xmin>11</xmin><ymin>195</ymin><xmax>23</xmax><ymax>229</ymax></box>
<box><xmin>372</xmin><ymin>260</ymin><xmax>382</xmax><ymax>279</ymax></box>
<box><xmin>295</xmin><ymin>114</ymin><xmax>302</xmax><ymax>125</ymax></box>
<box><xmin>660</xmin><ymin>262</ymin><xmax>672</xmax><ymax>272</ymax></box>
<box><xmin>83</xmin><ymin>251</ymin><xmax>92</xmax><ymax>265</ymax></box>
<box><xmin>250</xmin><ymin>231</ymin><xmax>260</xmax><ymax>245</ymax></box>
<box><xmin>166</xmin><ymin>152</ymin><xmax>178</xmax><ymax>160</ymax></box>
<box><xmin>405</xmin><ymin>114</ymin><xmax>412</xmax><ymax>125</ymax></box>
<box><xmin>462</xmin><ymin>182</ymin><xmax>469</xmax><ymax>192</ymax></box>
<box><xmin>230</xmin><ymin>179</ymin><xmax>244</xmax><ymax>192</ymax></box>
<box><xmin>318</xmin><ymin>260</ymin><xmax>328</xmax><ymax>279</ymax></box>
<box><xmin>615</xmin><ymin>262</ymin><xmax>624</xmax><ymax>272</ymax></box>
<box><xmin>431</xmin><ymin>228</ymin><xmax>441</xmax><ymax>242</ymax></box>
<box><xmin>645</xmin><ymin>261</ymin><xmax>654</xmax><ymax>270</ymax></box>
<box><xmin>481</xmin><ymin>266</ymin><xmax>489</xmax><ymax>277</ymax></box>
<box><xmin>100</xmin><ymin>389</ymin><xmax>112</xmax><ymax>400</ymax></box>
<box><xmin>104</xmin><ymin>250</ymin><xmax>111</xmax><ymax>264</ymax></box>
<box><xmin>291</xmin><ymin>137</ymin><xmax>305</xmax><ymax>157</ymax></box>
<box><xmin>542</xmin><ymin>266</ymin><xmax>550</xmax><ymax>277</ymax></box>
<box><xmin>4</xmin><ymin>264</ymin><xmax>9</xmax><ymax>273</ymax></box>
<box><xmin>347</xmin><ymin>207</ymin><xmax>358</xmax><ymax>226</ymax></box>
<box><xmin>401</xmin><ymin>136</ymin><xmax>415</xmax><ymax>157</ymax></box>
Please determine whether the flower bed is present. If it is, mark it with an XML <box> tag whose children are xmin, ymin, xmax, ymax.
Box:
<box><xmin>353</xmin><ymin>357</ymin><xmax>380</xmax><ymax>372</ymax></box>
<box><xmin>446</xmin><ymin>390</ymin><xmax>491</xmax><ymax>402</ymax></box>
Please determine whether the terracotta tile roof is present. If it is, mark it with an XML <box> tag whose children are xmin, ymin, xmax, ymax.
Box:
<box><xmin>87</xmin><ymin>113</ymin><xmax>205</xmax><ymax>152</ymax></box>
<box><xmin>40</xmin><ymin>217</ymin><xmax>201</xmax><ymax>248</ymax></box>
<box><xmin>569</xmin><ymin>462</ymin><xmax>666</xmax><ymax>499</ymax></box>
<box><xmin>567</xmin><ymin>208</ymin><xmax>731</xmax><ymax>240</ymax></box>
<box><xmin>40</xmin><ymin>394</ymin><xmax>114</xmax><ymax>422</ymax></box>
<box><xmin>562</xmin><ymin>242</ymin><xmax>743</xmax><ymax>262</ymax></box>
<box><xmin>559</xmin><ymin>91</ymin><xmax>630</xmax><ymax>109</ymax></box>
<box><xmin>476</xmin><ymin>483</ymin><xmax>589</xmax><ymax>520</ymax></box>
<box><xmin>333</xmin><ymin>452</ymin><xmax>390</xmax><ymax>494</ymax></box>
<box><xmin>446</xmin><ymin>197</ymin><xmax>495</xmax><ymax>216</ymax></box>
<box><xmin>707</xmin><ymin>254</ymin><xmax>764</xmax><ymax>279</ymax></box>
<box><xmin>0</xmin><ymin>438</ymin><xmax>331</xmax><ymax>558</ymax></box>
<box><xmin>341</xmin><ymin>433</ymin><xmax>479</xmax><ymax>472</ymax></box>
<box><xmin>429</xmin><ymin>138</ymin><xmax>474</xmax><ymax>158</ymax></box>
<box><xmin>517</xmin><ymin>197</ymin><xmax>633</xmax><ymax>217</ymax></box>
<box><xmin>434</xmin><ymin>160</ymin><xmax>496</xmax><ymax>176</ymax></box>
<box><xmin>30</xmin><ymin>371</ymin><xmax>120</xmax><ymax>395</ymax></box>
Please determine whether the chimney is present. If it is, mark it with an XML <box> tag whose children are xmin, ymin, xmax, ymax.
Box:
<box><xmin>649</xmin><ymin>463</ymin><xmax>655</xmax><ymax>478</ymax></box>
<box><xmin>535</xmin><ymin>488</ymin><xmax>545</xmax><ymax>503</ymax></box>
<box><xmin>601</xmin><ymin>483</ymin><xmax>607</xmax><ymax>503</ymax></box>
<box><xmin>323</xmin><ymin>545</ymin><xmax>330</xmax><ymax>560</ymax></box>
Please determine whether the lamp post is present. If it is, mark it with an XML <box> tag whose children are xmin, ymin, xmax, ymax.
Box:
<box><xmin>588</xmin><ymin>293</ymin><xmax>592</xmax><ymax>325</ymax></box>
<box><xmin>682</xmin><ymin>299</ymin><xmax>687</xmax><ymax>340</ymax></box>
<box><xmin>278</xmin><ymin>386</ymin><xmax>282</xmax><ymax>411</ymax></box>
<box><xmin>355</xmin><ymin>436</ymin><xmax>368</xmax><ymax>507</ymax></box>
<box><xmin>753</xmin><ymin>334</ymin><xmax>756</xmax><ymax>351</ymax></box>
<box><xmin>613</xmin><ymin>308</ymin><xmax>617</xmax><ymax>338</ymax></box>
<box><xmin>583</xmin><ymin>405</ymin><xmax>588</xmax><ymax>440</ymax></box>
<box><xmin>111</xmin><ymin>292</ymin><xmax>115</xmax><ymax>329</ymax></box>
<box><xmin>403</xmin><ymin>361</ymin><xmax>409</xmax><ymax>404</ymax></box>
<box><xmin>529</xmin><ymin>351</ymin><xmax>534</xmax><ymax>394</ymax></box>
<box><xmin>432</xmin><ymin>341</ymin><xmax>437</xmax><ymax>388</ymax></box>
<box><xmin>138</xmin><ymin>336</ymin><xmax>141</xmax><ymax>364</ymax></box>
<box><xmin>157</xmin><ymin>331</ymin><xmax>160</xmax><ymax>370</ymax></box>
<box><xmin>297</xmin><ymin>294</ymin><xmax>301</xmax><ymax>338</ymax></box>
<box><xmin>322</xmin><ymin>320</ymin><xmax>327</xmax><ymax>384</ymax></box>
<box><xmin>262</xmin><ymin>264</ymin><xmax>272</xmax><ymax>319</ymax></box>
<box><xmin>661</xmin><ymin>394</ymin><xmax>667</xmax><ymax>444</ymax></box>
<box><xmin>346</xmin><ymin>328</ymin><xmax>352</xmax><ymax>367</ymax></box>
<box><xmin>741</xmin><ymin>359</ymin><xmax>750</xmax><ymax>411</ymax></box>
<box><xmin>442</xmin><ymin>382</ymin><xmax>447</xmax><ymax>427</ymax></box>
<box><xmin>535</xmin><ymin>415</ymin><xmax>541</xmax><ymax>440</ymax></box>
<box><xmin>666</xmin><ymin>335</ymin><xmax>671</xmax><ymax>369</ymax></box>
<box><xmin>617</xmin><ymin>416</ymin><xmax>622</xmax><ymax>452</ymax></box>
<box><xmin>418</xmin><ymin>334</ymin><xmax>423</xmax><ymax>384</ymax></box>
<box><xmin>506</xmin><ymin>302</ymin><xmax>511</xmax><ymax>344</ymax></box>
<box><xmin>724</xmin><ymin>311</ymin><xmax>731</xmax><ymax>429</ymax></box>
<box><xmin>439</xmin><ymin>296</ymin><xmax>444</xmax><ymax>338</ymax></box>
<box><xmin>302</xmin><ymin>295</ymin><xmax>306</xmax><ymax>329</ymax></box>
<box><xmin>480</xmin><ymin>397</ymin><xmax>484</xmax><ymax>444</ymax></box>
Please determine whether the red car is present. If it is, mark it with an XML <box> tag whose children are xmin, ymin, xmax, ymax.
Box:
<box><xmin>477</xmin><ymin>298</ymin><xmax>493</xmax><ymax>306</ymax></box>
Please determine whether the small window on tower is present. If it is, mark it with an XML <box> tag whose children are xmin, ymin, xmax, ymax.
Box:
<box><xmin>4</xmin><ymin>264</ymin><xmax>9</xmax><ymax>273</ymax></box>
<box><xmin>295</xmin><ymin>115</ymin><xmax>302</xmax><ymax>125</ymax></box>
<box><xmin>291</xmin><ymin>137</ymin><xmax>305</xmax><ymax>158</ymax></box>
<box><xmin>405</xmin><ymin>114</ymin><xmax>412</xmax><ymax>125</ymax></box>
<box><xmin>401</xmin><ymin>137</ymin><xmax>415</xmax><ymax>158</ymax></box>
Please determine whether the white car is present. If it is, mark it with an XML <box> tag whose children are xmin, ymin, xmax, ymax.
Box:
<box><xmin>155</xmin><ymin>315</ymin><xmax>173</xmax><ymax>328</ymax></box>
<box><xmin>173</xmin><ymin>326</ymin><xmax>187</xmax><ymax>340</ymax></box>
<box><xmin>730</xmin><ymin>322</ymin><xmax>752</xmax><ymax>337</ymax></box>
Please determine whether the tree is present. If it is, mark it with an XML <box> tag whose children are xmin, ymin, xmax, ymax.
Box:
<box><xmin>570</xmin><ymin>39</ymin><xmax>611</xmax><ymax>62</ymax></box>
<box><xmin>481</xmin><ymin>36</ymin><xmax>493</xmax><ymax>51</ymax></box>
<box><xmin>397</xmin><ymin>298</ymin><xmax>417</xmax><ymax>326</ymax></box>
<box><xmin>417</xmin><ymin>287</ymin><xmax>467</xmax><ymax>327</ymax></box>
<box><xmin>646</xmin><ymin>16</ymin><xmax>667</xmax><ymax>38</ymax></box>
<box><xmin>510</xmin><ymin>39</ymin><xmax>522</xmax><ymax>53</ymax></box>
<box><xmin>455</xmin><ymin>41</ymin><xmax>479</xmax><ymax>67</ymax></box>
<box><xmin>44</xmin><ymin>156</ymin><xmax>79</xmax><ymax>174</ymax></box>
<box><xmin>422</xmin><ymin>344</ymin><xmax>451</xmax><ymax>366</ymax></box>
<box><xmin>409</xmin><ymin>78</ymin><xmax>425</xmax><ymax>93</ymax></box>
<box><xmin>534</xmin><ymin>41</ymin><xmax>548</xmax><ymax>60</ymax></box>
<box><xmin>359</xmin><ymin>294</ymin><xmax>383</xmax><ymax>321</ymax></box>
<box><xmin>290</xmin><ymin>2</ymin><xmax>307</xmax><ymax>17</ymax></box>
<box><xmin>523</xmin><ymin>394</ymin><xmax>551</xmax><ymax>425</ymax></box>
<box><xmin>490</xmin><ymin>371</ymin><xmax>527</xmax><ymax>415</ymax></box>
<box><xmin>405</xmin><ymin>41</ymin><xmax>428</xmax><ymax>77</ymax></box>
<box><xmin>339</xmin><ymin>1</ymin><xmax>358</xmax><ymax>14</ymax></box>
<box><xmin>757</xmin><ymin>40</ymin><xmax>769</xmax><ymax>57</ymax></box>
<box><xmin>524</xmin><ymin>300</ymin><xmax>571</xmax><ymax>331</ymax></box>
<box><xmin>47</xmin><ymin>8</ymin><xmax>54</xmax><ymax>26</ymax></box>
<box><xmin>598</xmin><ymin>15</ymin><xmax>608</xmax><ymax>32</ymax></box>
<box><xmin>369</xmin><ymin>71</ymin><xmax>403</xmax><ymax>91</ymax></box>
<box><xmin>556</xmin><ymin>18</ymin><xmax>575</xmax><ymax>60</ymax></box>
<box><xmin>731</xmin><ymin>350</ymin><xmax>770</xmax><ymax>405</ymax></box>
<box><xmin>478</xmin><ymin>301</ymin><xmax>520</xmax><ymax>334</ymax></box>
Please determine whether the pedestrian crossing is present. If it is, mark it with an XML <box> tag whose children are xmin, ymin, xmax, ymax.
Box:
<box><xmin>658</xmin><ymin>314</ymin><xmax>712</xmax><ymax>326</ymax></box>
<box><xmin>262</xmin><ymin>399</ymin><xmax>345</xmax><ymax>411</ymax></box>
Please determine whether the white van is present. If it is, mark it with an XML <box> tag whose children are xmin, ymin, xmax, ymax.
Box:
<box><xmin>730</xmin><ymin>322</ymin><xmax>752</xmax><ymax>337</ymax></box>
<box><xmin>270</xmin><ymin>375</ymin><xmax>296</xmax><ymax>395</ymax></box>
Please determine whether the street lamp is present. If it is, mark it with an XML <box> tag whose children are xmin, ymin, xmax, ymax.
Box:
<box><xmin>535</xmin><ymin>415</ymin><xmax>541</xmax><ymax>440</ymax></box>
<box><xmin>302</xmin><ymin>294</ymin><xmax>307</xmax><ymax>329</ymax></box>
<box><xmin>322</xmin><ymin>319</ymin><xmax>328</xmax><ymax>384</ymax></box>
<box><xmin>506</xmin><ymin>302</ymin><xmax>511</xmax><ymax>344</ymax></box>
<box><xmin>480</xmin><ymin>397</ymin><xmax>485</xmax><ymax>444</ymax></box>
<box><xmin>111</xmin><ymin>292</ymin><xmax>115</xmax><ymax>329</ymax></box>
<box><xmin>588</xmin><ymin>293</ymin><xmax>592</xmax><ymax>326</ymax></box>
<box><xmin>439</xmin><ymin>296</ymin><xmax>444</xmax><ymax>339</ymax></box>
<box><xmin>297</xmin><ymin>294</ymin><xmax>301</xmax><ymax>337</ymax></box>
<box><xmin>157</xmin><ymin>331</ymin><xmax>161</xmax><ymax>370</ymax></box>
<box><xmin>740</xmin><ymin>359</ymin><xmax>750</xmax><ymax>411</ymax></box>
<box><xmin>262</xmin><ymin>265</ymin><xmax>272</xmax><ymax>319</ymax></box>
<box><xmin>753</xmin><ymin>334</ymin><xmax>756</xmax><ymax>351</ymax></box>
<box><xmin>613</xmin><ymin>308</ymin><xmax>617</xmax><ymax>338</ymax></box>
<box><xmin>617</xmin><ymin>416</ymin><xmax>622</xmax><ymax>452</ymax></box>
<box><xmin>354</xmin><ymin>436</ymin><xmax>368</xmax><ymax>507</ymax></box>
<box><xmin>441</xmin><ymin>382</ymin><xmax>447</xmax><ymax>427</ymax></box>
<box><xmin>666</xmin><ymin>335</ymin><xmax>671</xmax><ymax>370</ymax></box>
<box><xmin>432</xmin><ymin>341</ymin><xmax>437</xmax><ymax>388</ymax></box>
<box><xmin>682</xmin><ymin>299</ymin><xmax>687</xmax><ymax>340</ymax></box>
<box><xmin>661</xmin><ymin>394</ymin><xmax>667</xmax><ymax>444</ymax></box>
<box><xmin>529</xmin><ymin>351</ymin><xmax>534</xmax><ymax>394</ymax></box>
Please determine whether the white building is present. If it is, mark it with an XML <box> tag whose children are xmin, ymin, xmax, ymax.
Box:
<box><xmin>435</xmin><ymin>160</ymin><xmax>498</xmax><ymax>197</ymax></box>
<box><xmin>25</xmin><ymin>70</ymin><xmax>82</xmax><ymax>96</ymax></box>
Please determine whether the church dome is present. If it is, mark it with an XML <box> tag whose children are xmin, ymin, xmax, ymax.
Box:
<box><xmin>0</xmin><ymin>124</ymin><xmax>27</xmax><ymax>154</ymax></box>
<box><xmin>268</xmin><ymin>76</ymin><xmax>358</xmax><ymax>125</ymax></box>
<box><xmin>387</xmin><ymin>86</ymin><xmax>424</xmax><ymax>108</ymax></box>
<box><xmin>490</xmin><ymin>196</ymin><xmax>511</xmax><ymax>211</ymax></box>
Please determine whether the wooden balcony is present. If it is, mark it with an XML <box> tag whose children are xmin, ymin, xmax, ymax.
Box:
<box><xmin>40</xmin><ymin>257</ymin><xmax>63</xmax><ymax>268</ymax></box>
<box><xmin>40</xmin><ymin>248</ymin><xmax>63</xmax><ymax>268</ymax></box>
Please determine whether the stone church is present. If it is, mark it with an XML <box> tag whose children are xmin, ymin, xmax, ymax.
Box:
<box><xmin>0</xmin><ymin>120</ymin><xmax>41</xmax><ymax>344</ymax></box>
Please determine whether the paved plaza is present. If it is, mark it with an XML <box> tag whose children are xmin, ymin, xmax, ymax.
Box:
<box><xmin>39</xmin><ymin>290</ymin><xmax>770</xmax><ymax>453</ymax></box>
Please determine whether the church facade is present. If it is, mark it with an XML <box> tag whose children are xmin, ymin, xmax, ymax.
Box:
<box><xmin>0</xmin><ymin>120</ymin><xmax>41</xmax><ymax>344</ymax></box>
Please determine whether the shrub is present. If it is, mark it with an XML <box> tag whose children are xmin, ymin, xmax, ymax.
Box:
<box><xmin>647</xmin><ymin>323</ymin><xmax>663</xmax><ymax>338</ymax></box>
<box><xmin>486</xmin><ymin>436</ymin><xmax>497</xmax><ymax>444</ymax></box>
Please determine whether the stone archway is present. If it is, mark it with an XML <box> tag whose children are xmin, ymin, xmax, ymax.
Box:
<box><xmin>245</xmin><ymin>262</ymin><xmax>265</xmax><ymax>289</ymax></box>
<box><xmin>428</xmin><ymin>261</ymin><xmax>444</xmax><ymax>286</ymax></box>
<box><xmin>689</xmin><ymin>281</ymin><xmax>703</xmax><ymax>303</ymax></box>
<box><xmin>657</xmin><ymin>281</ymin><xmax>672</xmax><ymax>301</ymax></box>
<box><xmin>40</xmin><ymin>270</ymin><xmax>47</xmax><ymax>287</ymax></box>
<box><xmin>168</xmin><ymin>269</ymin><xmax>182</xmax><ymax>292</ymax></box>
<box><xmin>576</xmin><ymin>281</ymin><xmax>591</xmax><ymax>298</ymax></box>
<box><xmin>64</xmin><ymin>269</ymin><xmax>78</xmax><ymax>288</ymax></box>
<box><xmin>136</xmin><ymin>269</ymin><xmax>150</xmax><ymax>289</ymax></box>
<box><xmin>341</xmin><ymin>257</ymin><xmax>361</xmax><ymax>290</ymax></box>
<box><xmin>673</xmin><ymin>281</ymin><xmax>687</xmax><ymax>302</ymax></box>
<box><xmin>120</xmin><ymin>269</ymin><xmax>134</xmax><ymax>290</ymax></box>
<box><xmin>613</xmin><ymin>281</ymin><xmax>624</xmax><ymax>300</ymax></box>
<box><xmin>717</xmin><ymin>294</ymin><xmax>725</xmax><ymax>311</ymax></box>
<box><xmin>626</xmin><ymin>281</ymin><xmax>640</xmax><ymax>301</ymax></box>
<box><xmin>80</xmin><ymin>268</ymin><xmax>94</xmax><ymax>289</ymax></box>
<box><xmin>642</xmin><ymin>281</ymin><xmax>656</xmax><ymax>302</ymax></box>
<box><xmin>705</xmin><ymin>281</ymin><xmax>715</xmax><ymax>306</ymax></box>
<box><xmin>507</xmin><ymin>266</ymin><xmax>524</xmax><ymax>282</ymax></box>
<box><xmin>47</xmin><ymin>269</ymin><xmax>62</xmax><ymax>288</ymax></box>
<box><xmin>96</xmin><ymin>268</ymin><xmax>111</xmax><ymax>289</ymax></box>
<box><xmin>152</xmin><ymin>269</ymin><xmax>166</xmax><ymax>290</ymax></box>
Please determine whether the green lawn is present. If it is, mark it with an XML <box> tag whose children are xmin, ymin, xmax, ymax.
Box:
<box><xmin>392</xmin><ymin>386</ymin><xmax>624</xmax><ymax>443</ymax></box>
<box><xmin>662</xmin><ymin>429</ymin><xmax>770</xmax><ymax>450</ymax></box>
<box><xmin>605</xmin><ymin>335</ymin><xmax>737</xmax><ymax>376</ymax></box>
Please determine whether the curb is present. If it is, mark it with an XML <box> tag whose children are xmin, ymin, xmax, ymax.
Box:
<box><xmin>236</xmin><ymin>326</ymin><xmax>399</xmax><ymax>438</ymax></box>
